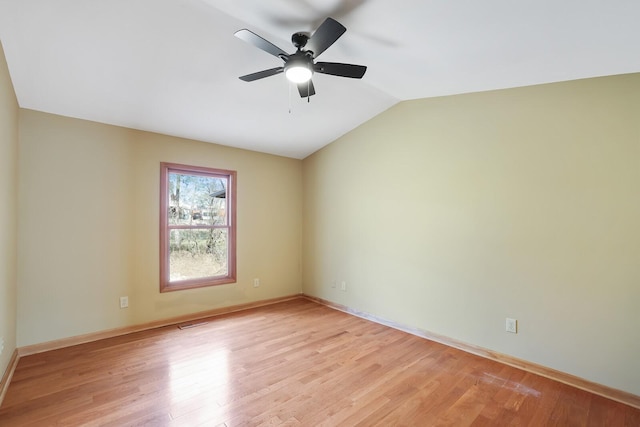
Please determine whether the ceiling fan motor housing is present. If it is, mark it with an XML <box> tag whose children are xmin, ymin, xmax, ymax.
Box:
<box><xmin>286</xmin><ymin>51</ymin><xmax>314</xmax><ymax>66</ymax></box>
<box><xmin>291</xmin><ymin>32</ymin><xmax>310</xmax><ymax>50</ymax></box>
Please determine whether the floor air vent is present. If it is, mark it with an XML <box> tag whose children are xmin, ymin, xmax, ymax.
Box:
<box><xmin>177</xmin><ymin>321</ymin><xmax>208</xmax><ymax>330</ymax></box>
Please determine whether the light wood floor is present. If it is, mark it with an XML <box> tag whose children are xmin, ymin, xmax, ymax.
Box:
<box><xmin>1</xmin><ymin>298</ymin><xmax>638</xmax><ymax>426</ymax></box>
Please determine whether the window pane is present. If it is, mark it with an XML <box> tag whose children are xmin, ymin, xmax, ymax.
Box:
<box><xmin>168</xmin><ymin>173</ymin><xmax>228</xmax><ymax>226</ymax></box>
<box><xmin>161</xmin><ymin>163</ymin><xmax>236</xmax><ymax>292</ymax></box>
<box><xmin>169</xmin><ymin>228</ymin><xmax>228</xmax><ymax>282</ymax></box>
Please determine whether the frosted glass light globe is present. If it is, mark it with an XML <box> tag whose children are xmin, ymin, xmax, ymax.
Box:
<box><xmin>285</xmin><ymin>65</ymin><xmax>312</xmax><ymax>83</ymax></box>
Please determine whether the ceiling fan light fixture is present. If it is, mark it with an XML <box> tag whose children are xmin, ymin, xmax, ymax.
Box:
<box><xmin>235</xmin><ymin>18</ymin><xmax>364</xmax><ymax>97</ymax></box>
<box><xmin>285</xmin><ymin>64</ymin><xmax>312</xmax><ymax>83</ymax></box>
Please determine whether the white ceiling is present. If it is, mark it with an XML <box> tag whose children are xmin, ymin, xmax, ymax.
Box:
<box><xmin>1</xmin><ymin>0</ymin><xmax>639</xmax><ymax>159</ymax></box>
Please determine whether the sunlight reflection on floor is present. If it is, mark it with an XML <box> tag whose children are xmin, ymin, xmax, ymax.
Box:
<box><xmin>168</xmin><ymin>347</ymin><xmax>231</xmax><ymax>424</ymax></box>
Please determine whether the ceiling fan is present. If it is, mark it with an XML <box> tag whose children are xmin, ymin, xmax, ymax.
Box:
<box><xmin>234</xmin><ymin>17</ymin><xmax>367</xmax><ymax>98</ymax></box>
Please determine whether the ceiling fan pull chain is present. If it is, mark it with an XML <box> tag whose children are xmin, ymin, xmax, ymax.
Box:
<box><xmin>288</xmin><ymin>80</ymin><xmax>292</xmax><ymax>114</ymax></box>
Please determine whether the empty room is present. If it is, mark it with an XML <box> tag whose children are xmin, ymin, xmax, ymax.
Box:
<box><xmin>1</xmin><ymin>1</ymin><xmax>639</xmax><ymax>425</ymax></box>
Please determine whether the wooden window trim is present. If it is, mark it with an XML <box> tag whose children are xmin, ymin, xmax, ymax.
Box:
<box><xmin>159</xmin><ymin>162</ymin><xmax>237</xmax><ymax>292</ymax></box>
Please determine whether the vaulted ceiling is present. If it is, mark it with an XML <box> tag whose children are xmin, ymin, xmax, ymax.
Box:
<box><xmin>1</xmin><ymin>0</ymin><xmax>639</xmax><ymax>158</ymax></box>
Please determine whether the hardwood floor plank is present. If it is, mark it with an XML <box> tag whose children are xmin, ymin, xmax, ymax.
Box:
<box><xmin>1</xmin><ymin>298</ymin><xmax>638</xmax><ymax>426</ymax></box>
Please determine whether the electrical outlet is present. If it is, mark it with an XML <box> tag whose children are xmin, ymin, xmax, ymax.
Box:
<box><xmin>253</xmin><ymin>278</ymin><xmax>260</xmax><ymax>288</ymax></box>
<box><xmin>341</xmin><ymin>281</ymin><xmax>347</xmax><ymax>291</ymax></box>
<box><xmin>506</xmin><ymin>318</ymin><xmax>517</xmax><ymax>333</ymax></box>
<box><xmin>120</xmin><ymin>296</ymin><xmax>129</xmax><ymax>309</ymax></box>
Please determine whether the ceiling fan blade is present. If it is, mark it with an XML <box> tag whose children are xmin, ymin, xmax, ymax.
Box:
<box><xmin>297</xmin><ymin>80</ymin><xmax>316</xmax><ymax>98</ymax></box>
<box><xmin>314</xmin><ymin>62</ymin><xmax>367</xmax><ymax>79</ymax></box>
<box><xmin>234</xmin><ymin>29</ymin><xmax>289</xmax><ymax>60</ymax></box>
<box><xmin>239</xmin><ymin>67</ymin><xmax>284</xmax><ymax>82</ymax></box>
<box><xmin>305</xmin><ymin>18</ymin><xmax>346</xmax><ymax>58</ymax></box>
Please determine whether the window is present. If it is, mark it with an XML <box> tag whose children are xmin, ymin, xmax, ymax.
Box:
<box><xmin>160</xmin><ymin>163</ymin><xmax>236</xmax><ymax>292</ymax></box>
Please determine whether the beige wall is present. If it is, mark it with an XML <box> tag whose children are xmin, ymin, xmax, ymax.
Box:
<box><xmin>302</xmin><ymin>74</ymin><xmax>640</xmax><ymax>395</ymax></box>
<box><xmin>0</xmin><ymin>41</ymin><xmax>18</xmax><ymax>378</ymax></box>
<box><xmin>17</xmin><ymin>110</ymin><xmax>302</xmax><ymax>346</ymax></box>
